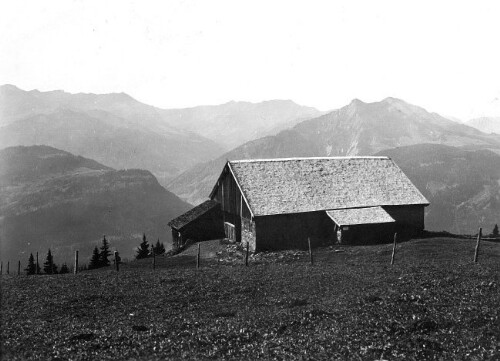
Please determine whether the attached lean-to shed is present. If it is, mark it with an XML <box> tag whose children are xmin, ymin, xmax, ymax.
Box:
<box><xmin>167</xmin><ymin>200</ymin><xmax>224</xmax><ymax>250</ymax></box>
<box><xmin>326</xmin><ymin>207</ymin><xmax>396</xmax><ymax>244</ymax></box>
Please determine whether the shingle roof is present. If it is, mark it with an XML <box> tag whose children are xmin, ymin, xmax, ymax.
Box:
<box><xmin>326</xmin><ymin>207</ymin><xmax>395</xmax><ymax>226</ymax></box>
<box><xmin>228</xmin><ymin>157</ymin><xmax>429</xmax><ymax>216</ymax></box>
<box><xmin>168</xmin><ymin>200</ymin><xmax>219</xmax><ymax>230</ymax></box>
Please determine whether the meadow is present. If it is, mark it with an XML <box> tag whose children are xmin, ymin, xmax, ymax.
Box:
<box><xmin>1</xmin><ymin>237</ymin><xmax>499</xmax><ymax>360</ymax></box>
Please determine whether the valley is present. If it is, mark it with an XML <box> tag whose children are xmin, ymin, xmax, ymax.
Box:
<box><xmin>0</xmin><ymin>146</ymin><xmax>191</xmax><ymax>263</ymax></box>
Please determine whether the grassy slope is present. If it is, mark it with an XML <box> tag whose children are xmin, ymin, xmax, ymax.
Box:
<box><xmin>1</xmin><ymin>238</ymin><xmax>499</xmax><ymax>360</ymax></box>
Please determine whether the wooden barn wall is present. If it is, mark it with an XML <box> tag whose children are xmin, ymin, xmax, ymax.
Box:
<box><xmin>211</xmin><ymin>167</ymin><xmax>252</xmax><ymax>243</ymax></box>
<box><xmin>383</xmin><ymin>205</ymin><xmax>425</xmax><ymax>233</ymax></box>
<box><xmin>254</xmin><ymin>211</ymin><xmax>333</xmax><ymax>251</ymax></box>
<box><xmin>212</xmin><ymin>167</ymin><xmax>251</xmax><ymax>219</ymax></box>
<box><xmin>340</xmin><ymin>223</ymin><xmax>396</xmax><ymax>244</ymax></box>
<box><xmin>178</xmin><ymin>206</ymin><xmax>225</xmax><ymax>243</ymax></box>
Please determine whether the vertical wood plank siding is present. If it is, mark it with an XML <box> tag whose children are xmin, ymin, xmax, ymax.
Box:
<box><xmin>213</xmin><ymin>166</ymin><xmax>251</xmax><ymax>220</ymax></box>
<box><xmin>212</xmin><ymin>166</ymin><xmax>253</xmax><ymax>244</ymax></box>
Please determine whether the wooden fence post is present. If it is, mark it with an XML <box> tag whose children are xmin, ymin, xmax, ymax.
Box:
<box><xmin>36</xmin><ymin>252</ymin><xmax>39</xmax><ymax>275</ymax></box>
<box><xmin>7</xmin><ymin>261</ymin><xmax>10</xmax><ymax>275</ymax></box>
<box><xmin>245</xmin><ymin>242</ymin><xmax>249</xmax><ymax>266</ymax></box>
<box><xmin>18</xmin><ymin>260</ymin><xmax>21</xmax><ymax>275</ymax></box>
<box><xmin>391</xmin><ymin>233</ymin><xmax>397</xmax><ymax>265</ymax></box>
<box><xmin>196</xmin><ymin>243</ymin><xmax>201</xmax><ymax>269</ymax></box>
<box><xmin>114</xmin><ymin>251</ymin><xmax>119</xmax><ymax>272</ymax></box>
<box><xmin>74</xmin><ymin>251</ymin><xmax>79</xmax><ymax>274</ymax></box>
<box><xmin>308</xmin><ymin>237</ymin><xmax>313</xmax><ymax>265</ymax></box>
<box><xmin>474</xmin><ymin>228</ymin><xmax>482</xmax><ymax>263</ymax></box>
<box><xmin>153</xmin><ymin>250</ymin><xmax>156</xmax><ymax>270</ymax></box>
<box><xmin>0</xmin><ymin>261</ymin><xmax>2</xmax><ymax>275</ymax></box>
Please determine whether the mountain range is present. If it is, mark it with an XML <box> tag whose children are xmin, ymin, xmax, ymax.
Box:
<box><xmin>0</xmin><ymin>85</ymin><xmax>322</xmax><ymax>184</ymax></box>
<box><xmin>0</xmin><ymin>145</ymin><xmax>191</xmax><ymax>264</ymax></box>
<box><xmin>376</xmin><ymin>144</ymin><xmax>500</xmax><ymax>234</ymax></box>
<box><xmin>160</xmin><ymin>99</ymin><xmax>325</xmax><ymax>149</ymax></box>
<box><xmin>168</xmin><ymin>97</ymin><xmax>500</xmax><ymax>206</ymax></box>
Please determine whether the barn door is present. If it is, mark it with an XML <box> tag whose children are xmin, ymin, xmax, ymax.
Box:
<box><xmin>224</xmin><ymin>222</ymin><xmax>235</xmax><ymax>242</ymax></box>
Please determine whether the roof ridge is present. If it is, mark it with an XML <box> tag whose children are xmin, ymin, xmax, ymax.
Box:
<box><xmin>229</xmin><ymin>156</ymin><xmax>390</xmax><ymax>163</ymax></box>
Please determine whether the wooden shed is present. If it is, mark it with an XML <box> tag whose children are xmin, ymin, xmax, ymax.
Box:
<box><xmin>168</xmin><ymin>200</ymin><xmax>224</xmax><ymax>251</ymax></box>
<box><xmin>207</xmin><ymin>156</ymin><xmax>429</xmax><ymax>251</ymax></box>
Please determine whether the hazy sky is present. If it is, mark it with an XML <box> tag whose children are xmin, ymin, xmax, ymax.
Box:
<box><xmin>1</xmin><ymin>0</ymin><xmax>499</xmax><ymax>119</ymax></box>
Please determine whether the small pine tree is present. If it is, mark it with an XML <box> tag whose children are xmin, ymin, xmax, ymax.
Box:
<box><xmin>35</xmin><ymin>258</ymin><xmax>41</xmax><ymax>275</ymax></box>
<box><xmin>88</xmin><ymin>246</ymin><xmax>101</xmax><ymax>270</ymax></box>
<box><xmin>99</xmin><ymin>235</ymin><xmax>111</xmax><ymax>267</ymax></box>
<box><xmin>153</xmin><ymin>239</ymin><xmax>166</xmax><ymax>255</ymax></box>
<box><xmin>25</xmin><ymin>253</ymin><xmax>36</xmax><ymax>275</ymax></box>
<box><xmin>136</xmin><ymin>233</ymin><xmax>150</xmax><ymax>259</ymax></box>
<box><xmin>43</xmin><ymin>249</ymin><xmax>58</xmax><ymax>274</ymax></box>
<box><xmin>59</xmin><ymin>263</ymin><xmax>69</xmax><ymax>274</ymax></box>
<box><xmin>493</xmin><ymin>224</ymin><xmax>499</xmax><ymax>237</ymax></box>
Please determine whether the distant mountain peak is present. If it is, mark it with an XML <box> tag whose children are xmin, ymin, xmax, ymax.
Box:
<box><xmin>381</xmin><ymin>96</ymin><xmax>407</xmax><ymax>104</ymax></box>
<box><xmin>91</xmin><ymin>91</ymin><xmax>135</xmax><ymax>101</ymax></box>
<box><xmin>0</xmin><ymin>84</ymin><xmax>21</xmax><ymax>91</ymax></box>
<box><xmin>349</xmin><ymin>98</ymin><xmax>366</xmax><ymax>106</ymax></box>
<box><xmin>347</xmin><ymin>97</ymin><xmax>408</xmax><ymax>108</ymax></box>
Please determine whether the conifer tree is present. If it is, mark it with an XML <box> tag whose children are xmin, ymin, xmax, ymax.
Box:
<box><xmin>35</xmin><ymin>257</ymin><xmax>41</xmax><ymax>274</ymax></box>
<box><xmin>153</xmin><ymin>239</ymin><xmax>166</xmax><ymax>255</ymax></box>
<box><xmin>43</xmin><ymin>249</ymin><xmax>58</xmax><ymax>274</ymax></box>
<box><xmin>136</xmin><ymin>233</ymin><xmax>150</xmax><ymax>259</ymax></box>
<box><xmin>99</xmin><ymin>235</ymin><xmax>111</xmax><ymax>267</ymax></box>
<box><xmin>25</xmin><ymin>253</ymin><xmax>36</xmax><ymax>275</ymax></box>
<box><xmin>493</xmin><ymin>224</ymin><xmax>499</xmax><ymax>237</ymax></box>
<box><xmin>59</xmin><ymin>263</ymin><xmax>69</xmax><ymax>274</ymax></box>
<box><xmin>89</xmin><ymin>246</ymin><xmax>101</xmax><ymax>269</ymax></box>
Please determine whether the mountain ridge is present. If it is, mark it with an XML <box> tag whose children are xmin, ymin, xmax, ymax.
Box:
<box><xmin>168</xmin><ymin>97</ymin><xmax>500</xmax><ymax>205</ymax></box>
<box><xmin>0</xmin><ymin>84</ymin><xmax>324</xmax><ymax>181</ymax></box>
<box><xmin>376</xmin><ymin>143</ymin><xmax>500</xmax><ymax>234</ymax></box>
<box><xmin>0</xmin><ymin>145</ymin><xmax>192</xmax><ymax>264</ymax></box>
